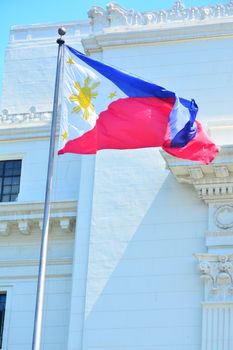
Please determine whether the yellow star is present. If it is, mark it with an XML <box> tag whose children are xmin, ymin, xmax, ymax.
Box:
<box><xmin>67</xmin><ymin>57</ymin><xmax>74</xmax><ymax>65</ymax></box>
<box><xmin>62</xmin><ymin>131</ymin><xmax>68</xmax><ymax>141</ymax></box>
<box><xmin>108</xmin><ymin>91</ymin><xmax>117</xmax><ymax>99</ymax></box>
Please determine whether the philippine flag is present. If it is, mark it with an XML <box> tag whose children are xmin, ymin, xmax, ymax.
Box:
<box><xmin>58</xmin><ymin>45</ymin><xmax>219</xmax><ymax>164</ymax></box>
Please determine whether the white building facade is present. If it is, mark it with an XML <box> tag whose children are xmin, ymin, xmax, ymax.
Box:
<box><xmin>0</xmin><ymin>1</ymin><xmax>233</xmax><ymax>349</ymax></box>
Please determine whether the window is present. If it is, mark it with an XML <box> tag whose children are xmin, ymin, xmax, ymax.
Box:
<box><xmin>0</xmin><ymin>160</ymin><xmax>22</xmax><ymax>202</ymax></box>
<box><xmin>0</xmin><ymin>293</ymin><xmax>6</xmax><ymax>348</ymax></box>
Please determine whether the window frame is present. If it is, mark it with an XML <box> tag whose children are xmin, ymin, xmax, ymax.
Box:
<box><xmin>0</xmin><ymin>293</ymin><xmax>6</xmax><ymax>349</ymax></box>
<box><xmin>0</xmin><ymin>156</ymin><xmax>23</xmax><ymax>203</ymax></box>
<box><xmin>0</xmin><ymin>286</ymin><xmax>12</xmax><ymax>350</ymax></box>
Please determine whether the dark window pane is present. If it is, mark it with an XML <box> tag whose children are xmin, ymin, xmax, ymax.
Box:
<box><xmin>2</xmin><ymin>195</ymin><xmax>10</xmax><ymax>202</ymax></box>
<box><xmin>3</xmin><ymin>186</ymin><xmax>11</xmax><ymax>195</ymax></box>
<box><xmin>13</xmin><ymin>168</ymin><xmax>21</xmax><ymax>176</ymax></box>
<box><xmin>0</xmin><ymin>311</ymin><xmax>3</xmax><ymax>347</ymax></box>
<box><xmin>12</xmin><ymin>177</ymin><xmax>20</xmax><ymax>185</ymax></box>
<box><xmin>0</xmin><ymin>295</ymin><xmax>6</xmax><ymax>311</ymax></box>
<box><xmin>3</xmin><ymin>178</ymin><xmax>11</xmax><ymax>186</ymax></box>
<box><xmin>10</xmin><ymin>194</ymin><xmax>18</xmax><ymax>201</ymax></box>
<box><xmin>4</xmin><ymin>169</ymin><xmax>13</xmax><ymax>176</ymax></box>
<box><xmin>0</xmin><ymin>312</ymin><xmax>3</xmax><ymax>326</ymax></box>
<box><xmin>13</xmin><ymin>160</ymin><xmax>21</xmax><ymax>168</ymax></box>
<box><xmin>0</xmin><ymin>168</ymin><xmax>3</xmax><ymax>176</ymax></box>
<box><xmin>0</xmin><ymin>178</ymin><xmax>2</xmax><ymax>188</ymax></box>
<box><xmin>5</xmin><ymin>161</ymin><xmax>14</xmax><ymax>169</ymax></box>
<box><xmin>12</xmin><ymin>185</ymin><xmax>19</xmax><ymax>193</ymax></box>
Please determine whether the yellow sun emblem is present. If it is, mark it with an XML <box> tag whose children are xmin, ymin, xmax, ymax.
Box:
<box><xmin>69</xmin><ymin>76</ymin><xmax>100</xmax><ymax>121</ymax></box>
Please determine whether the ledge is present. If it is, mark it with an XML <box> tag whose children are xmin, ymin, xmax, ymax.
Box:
<box><xmin>161</xmin><ymin>145</ymin><xmax>233</xmax><ymax>202</ymax></box>
<box><xmin>0</xmin><ymin>200</ymin><xmax>77</xmax><ymax>236</ymax></box>
<box><xmin>83</xmin><ymin>19</ymin><xmax>233</xmax><ymax>52</ymax></box>
<box><xmin>0</xmin><ymin>109</ymin><xmax>58</xmax><ymax>141</ymax></box>
<box><xmin>9</xmin><ymin>20</ymin><xmax>90</xmax><ymax>44</ymax></box>
<box><xmin>83</xmin><ymin>1</ymin><xmax>233</xmax><ymax>52</ymax></box>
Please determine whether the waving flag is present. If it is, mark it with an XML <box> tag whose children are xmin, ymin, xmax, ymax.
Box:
<box><xmin>58</xmin><ymin>45</ymin><xmax>219</xmax><ymax>164</ymax></box>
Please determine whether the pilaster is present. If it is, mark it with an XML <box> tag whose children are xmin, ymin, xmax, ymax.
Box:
<box><xmin>162</xmin><ymin>145</ymin><xmax>233</xmax><ymax>350</ymax></box>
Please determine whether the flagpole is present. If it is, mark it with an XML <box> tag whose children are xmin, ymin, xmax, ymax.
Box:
<box><xmin>32</xmin><ymin>27</ymin><xmax>66</xmax><ymax>350</ymax></box>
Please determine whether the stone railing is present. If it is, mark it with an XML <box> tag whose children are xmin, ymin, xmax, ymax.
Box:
<box><xmin>0</xmin><ymin>108</ymin><xmax>52</xmax><ymax>125</ymax></box>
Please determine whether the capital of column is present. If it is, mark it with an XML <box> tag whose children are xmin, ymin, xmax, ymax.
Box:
<box><xmin>195</xmin><ymin>253</ymin><xmax>233</xmax><ymax>302</ymax></box>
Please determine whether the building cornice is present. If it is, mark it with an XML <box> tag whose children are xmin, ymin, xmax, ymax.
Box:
<box><xmin>89</xmin><ymin>1</ymin><xmax>233</xmax><ymax>30</ymax></box>
<box><xmin>83</xmin><ymin>19</ymin><xmax>233</xmax><ymax>52</ymax></box>
<box><xmin>83</xmin><ymin>1</ymin><xmax>233</xmax><ymax>52</ymax></box>
<box><xmin>9</xmin><ymin>20</ymin><xmax>90</xmax><ymax>45</ymax></box>
<box><xmin>0</xmin><ymin>200</ymin><xmax>77</xmax><ymax>236</ymax></box>
<box><xmin>161</xmin><ymin>145</ymin><xmax>233</xmax><ymax>203</ymax></box>
<box><xmin>0</xmin><ymin>109</ymin><xmax>56</xmax><ymax>141</ymax></box>
<box><xmin>8</xmin><ymin>2</ymin><xmax>233</xmax><ymax>51</ymax></box>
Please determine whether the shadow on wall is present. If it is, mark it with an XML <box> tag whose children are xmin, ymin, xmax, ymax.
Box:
<box><xmin>82</xmin><ymin>171</ymin><xmax>207</xmax><ymax>349</ymax></box>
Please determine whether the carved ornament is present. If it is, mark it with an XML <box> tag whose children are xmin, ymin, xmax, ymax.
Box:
<box><xmin>0</xmin><ymin>201</ymin><xmax>77</xmax><ymax>236</ymax></box>
<box><xmin>214</xmin><ymin>205</ymin><xmax>233</xmax><ymax>230</ymax></box>
<box><xmin>195</xmin><ymin>253</ymin><xmax>233</xmax><ymax>301</ymax></box>
<box><xmin>88</xmin><ymin>1</ymin><xmax>233</xmax><ymax>31</ymax></box>
<box><xmin>0</xmin><ymin>108</ymin><xmax>52</xmax><ymax>126</ymax></box>
<box><xmin>161</xmin><ymin>145</ymin><xmax>233</xmax><ymax>203</ymax></box>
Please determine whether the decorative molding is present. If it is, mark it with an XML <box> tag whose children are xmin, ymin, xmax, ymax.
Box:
<box><xmin>0</xmin><ymin>108</ymin><xmax>52</xmax><ymax>126</ymax></box>
<box><xmin>0</xmin><ymin>223</ymin><xmax>9</xmax><ymax>236</ymax></box>
<box><xmin>0</xmin><ymin>257</ymin><xmax>72</xmax><ymax>268</ymax></box>
<box><xmin>161</xmin><ymin>145</ymin><xmax>233</xmax><ymax>203</ymax></box>
<box><xmin>188</xmin><ymin>167</ymin><xmax>204</xmax><ymax>179</ymax></box>
<box><xmin>207</xmin><ymin>230</ymin><xmax>233</xmax><ymax>237</ymax></box>
<box><xmin>83</xmin><ymin>2</ymin><xmax>233</xmax><ymax>52</ymax></box>
<box><xmin>195</xmin><ymin>253</ymin><xmax>233</xmax><ymax>302</ymax></box>
<box><xmin>9</xmin><ymin>21</ymin><xmax>90</xmax><ymax>45</ymax></box>
<box><xmin>38</xmin><ymin>220</ymin><xmax>43</xmax><ymax>231</ymax></box>
<box><xmin>0</xmin><ymin>200</ymin><xmax>77</xmax><ymax>236</ymax></box>
<box><xmin>7</xmin><ymin>1</ymin><xmax>233</xmax><ymax>47</ymax></box>
<box><xmin>214</xmin><ymin>205</ymin><xmax>233</xmax><ymax>230</ymax></box>
<box><xmin>59</xmin><ymin>219</ymin><xmax>74</xmax><ymax>234</ymax></box>
<box><xmin>83</xmin><ymin>20</ymin><xmax>233</xmax><ymax>52</ymax></box>
<box><xmin>214</xmin><ymin>166</ymin><xmax>229</xmax><ymax>178</ymax></box>
<box><xmin>0</xmin><ymin>272</ymin><xmax>72</xmax><ymax>281</ymax></box>
<box><xmin>205</xmin><ymin>204</ymin><xmax>233</xmax><ymax>251</ymax></box>
<box><xmin>0</xmin><ymin>108</ymin><xmax>72</xmax><ymax>141</ymax></box>
<box><xmin>18</xmin><ymin>220</ymin><xmax>30</xmax><ymax>235</ymax></box>
<box><xmin>88</xmin><ymin>1</ymin><xmax>233</xmax><ymax>31</ymax></box>
<box><xmin>195</xmin><ymin>253</ymin><xmax>233</xmax><ymax>349</ymax></box>
<box><xmin>0</xmin><ymin>112</ymin><xmax>64</xmax><ymax>142</ymax></box>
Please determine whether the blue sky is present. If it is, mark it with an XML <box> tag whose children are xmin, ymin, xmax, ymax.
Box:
<box><xmin>0</xmin><ymin>0</ymin><xmax>224</xmax><ymax>99</ymax></box>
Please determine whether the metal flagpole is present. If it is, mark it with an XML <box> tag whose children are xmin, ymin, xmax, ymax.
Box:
<box><xmin>32</xmin><ymin>27</ymin><xmax>66</xmax><ymax>350</ymax></box>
